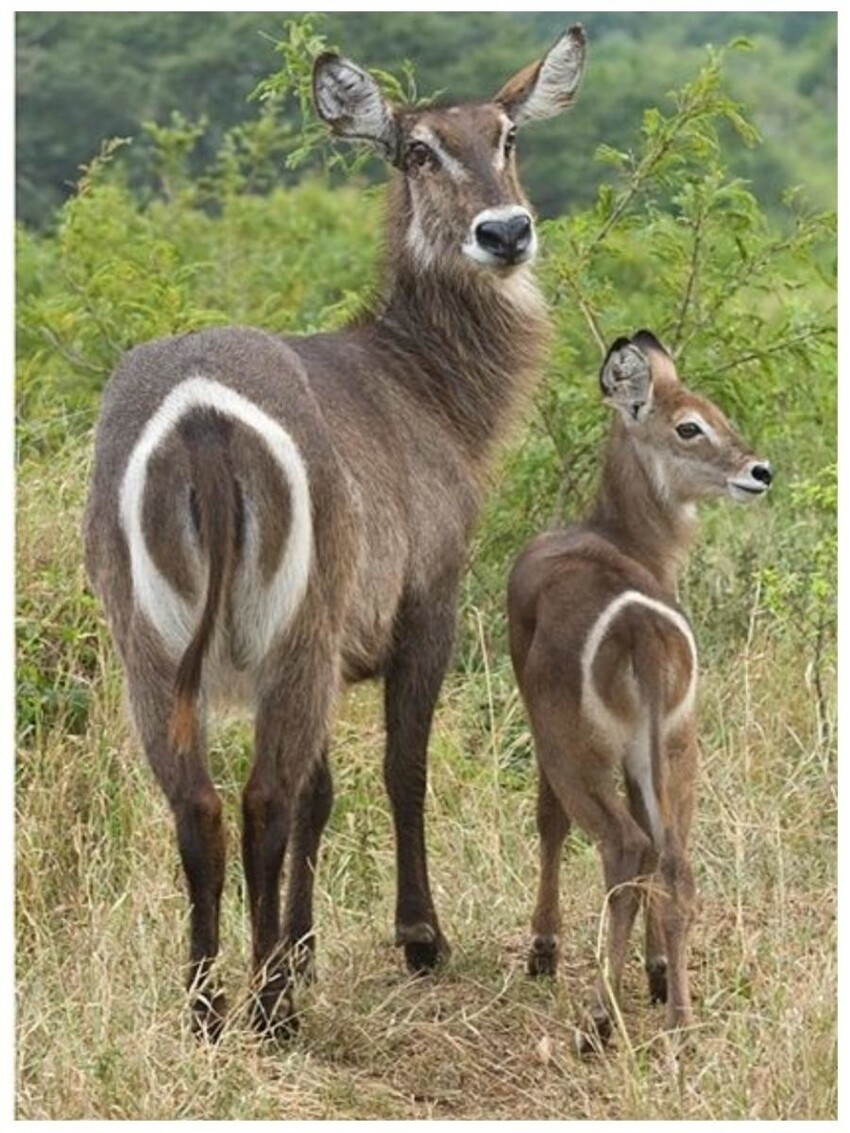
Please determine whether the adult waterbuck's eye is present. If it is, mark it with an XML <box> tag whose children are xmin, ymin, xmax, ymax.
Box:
<box><xmin>504</xmin><ymin>125</ymin><xmax>517</xmax><ymax>157</ymax></box>
<box><xmin>676</xmin><ymin>421</ymin><xmax>703</xmax><ymax>440</ymax></box>
<box><xmin>406</xmin><ymin>140</ymin><xmax>436</xmax><ymax>170</ymax></box>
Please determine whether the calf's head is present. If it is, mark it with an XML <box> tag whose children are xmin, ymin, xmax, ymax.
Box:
<box><xmin>600</xmin><ymin>330</ymin><xmax>773</xmax><ymax>505</ymax></box>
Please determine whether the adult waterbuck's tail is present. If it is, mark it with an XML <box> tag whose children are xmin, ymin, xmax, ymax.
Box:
<box><xmin>168</xmin><ymin>409</ymin><xmax>242</xmax><ymax>757</ymax></box>
<box><xmin>84</xmin><ymin>25</ymin><xmax>587</xmax><ymax>1042</ymax></box>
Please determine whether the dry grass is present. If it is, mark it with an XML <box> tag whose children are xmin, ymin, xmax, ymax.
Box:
<box><xmin>15</xmin><ymin>437</ymin><xmax>836</xmax><ymax>1120</ymax></box>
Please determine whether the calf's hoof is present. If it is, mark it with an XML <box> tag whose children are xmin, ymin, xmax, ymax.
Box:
<box><xmin>575</xmin><ymin>1004</ymin><xmax>613</xmax><ymax>1057</ymax></box>
<box><xmin>527</xmin><ymin>934</ymin><xmax>559</xmax><ymax>978</ymax></box>
<box><xmin>646</xmin><ymin>957</ymin><xmax>668</xmax><ymax>1004</ymax></box>
<box><xmin>395</xmin><ymin>921</ymin><xmax>451</xmax><ymax>974</ymax></box>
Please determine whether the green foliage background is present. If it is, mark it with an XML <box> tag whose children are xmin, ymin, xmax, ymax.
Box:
<box><xmin>16</xmin><ymin>11</ymin><xmax>836</xmax><ymax>228</ymax></box>
<box><xmin>16</xmin><ymin>15</ymin><xmax>836</xmax><ymax>747</ymax></box>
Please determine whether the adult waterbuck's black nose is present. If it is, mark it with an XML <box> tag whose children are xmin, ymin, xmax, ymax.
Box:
<box><xmin>474</xmin><ymin>210</ymin><xmax>533</xmax><ymax>264</ymax></box>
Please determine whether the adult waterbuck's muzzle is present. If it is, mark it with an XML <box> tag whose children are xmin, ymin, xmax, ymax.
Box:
<box><xmin>466</xmin><ymin>205</ymin><xmax>536</xmax><ymax>268</ymax></box>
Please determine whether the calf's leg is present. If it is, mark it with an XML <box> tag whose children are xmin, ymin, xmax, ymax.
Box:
<box><xmin>625</xmin><ymin>774</ymin><xmax>667</xmax><ymax>1003</ymax></box>
<box><xmin>659</xmin><ymin>731</ymin><xmax>699</xmax><ymax>1033</ymax></box>
<box><xmin>528</xmin><ymin>769</ymin><xmax>571</xmax><ymax>977</ymax></box>
<box><xmin>536</xmin><ymin>734</ymin><xmax>651</xmax><ymax>1049</ymax></box>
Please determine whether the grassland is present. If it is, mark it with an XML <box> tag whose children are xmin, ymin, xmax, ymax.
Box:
<box><xmin>14</xmin><ymin>23</ymin><xmax>837</xmax><ymax>1116</ymax></box>
<box><xmin>16</xmin><ymin>432</ymin><xmax>836</xmax><ymax>1120</ymax></box>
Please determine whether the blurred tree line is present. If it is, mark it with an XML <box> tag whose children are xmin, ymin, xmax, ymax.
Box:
<box><xmin>16</xmin><ymin>10</ymin><xmax>835</xmax><ymax>229</ymax></box>
<box><xmin>16</xmin><ymin>16</ymin><xmax>835</xmax><ymax>742</ymax></box>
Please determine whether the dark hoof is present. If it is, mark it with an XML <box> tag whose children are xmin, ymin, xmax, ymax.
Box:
<box><xmin>251</xmin><ymin>973</ymin><xmax>299</xmax><ymax>1042</ymax></box>
<box><xmin>396</xmin><ymin>922</ymin><xmax>451</xmax><ymax>974</ymax></box>
<box><xmin>646</xmin><ymin>957</ymin><xmax>668</xmax><ymax>1004</ymax></box>
<box><xmin>285</xmin><ymin>936</ymin><xmax>317</xmax><ymax>985</ymax></box>
<box><xmin>575</xmin><ymin>1006</ymin><xmax>613</xmax><ymax>1057</ymax></box>
<box><xmin>191</xmin><ymin>991</ymin><xmax>227</xmax><ymax>1043</ymax></box>
<box><xmin>527</xmin><ymin>935</ymin><xmax>559</xmax><ymax>978</ymax></box>
<box><xmin>666</xmin><ymin>1022</ymin><xmax>697</xmax><ymax>1055</ymax></box>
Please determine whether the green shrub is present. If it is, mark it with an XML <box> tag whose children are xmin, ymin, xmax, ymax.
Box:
<box><xmin>15</xmin><ymin>37</ymin><xmax>835</xmax><ymax>747</ymax></box>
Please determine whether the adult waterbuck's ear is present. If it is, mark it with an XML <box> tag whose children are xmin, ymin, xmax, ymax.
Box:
<box><xmin>313</xmin><ymin>52</ymin><xmax>399</xmax><ymax>163</ymax></box>
<box><xmin>599</xmin><ymin>336</ymin><xmax>654</xmax><ymax>424</ymax></box>
<box><xmin>495</xmin><ymin>25</ymin><xmax>587</xmax><ymax>126</ymax></box>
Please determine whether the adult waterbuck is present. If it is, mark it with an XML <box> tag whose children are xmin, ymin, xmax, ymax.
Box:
<box><xmin>83</xmin><ymin>28</ymin><xmax>587</xmax><ymax>1038</ymax></box>
<box><xmin>507</xmin><ymin>332</ymin><xmax>771</xmax><ymax>1048</ymax></box>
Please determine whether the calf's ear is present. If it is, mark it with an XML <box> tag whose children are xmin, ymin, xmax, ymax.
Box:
<box><xmin>599</xmin><ymin>338</ymin><xmax>654</xmax><ymax>424</ymax></box>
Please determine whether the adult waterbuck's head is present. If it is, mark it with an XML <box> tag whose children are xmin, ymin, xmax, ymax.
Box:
<box><xmin>312</xmin><ymin>26</ymin><xmax>586</xmax><ymax>277</ymax></box>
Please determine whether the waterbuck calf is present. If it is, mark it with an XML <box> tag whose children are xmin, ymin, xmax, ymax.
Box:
<box><xmin>83</xmin><ymin>29</ymin><xmax>587</xmax><ymax>1039</ymax></box>
<box><xmin>507</xmin><ymin>331</ymin><xmax>772</xmax><ymax>1048</ymax></box>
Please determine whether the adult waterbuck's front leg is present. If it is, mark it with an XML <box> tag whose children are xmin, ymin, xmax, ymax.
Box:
<box><xmin>384</xmin><ymin>586</ymin><xmax>458</xmax><ymax>972</ymax></box>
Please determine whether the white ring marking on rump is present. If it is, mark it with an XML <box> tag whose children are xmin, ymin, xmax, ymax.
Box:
<box><xmin>119</xmin><ymin>375</ymin><xmax>312</xmax><ymax>661</ymax></box>
<box><xmin>580</xmin><ymin>588</ymin><xmax>698</xmax><ymax>743</ymax></box>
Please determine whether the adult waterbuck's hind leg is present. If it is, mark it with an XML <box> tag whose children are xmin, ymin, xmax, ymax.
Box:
<box><xmin>383</xmin><ymin>587</ymin><xmax>458</xmax><ymax>972</ymax></box>
<box><xmin>527</xmin><ymin>769</ymin><xmax>571</xmax><ymax>977</ymax></box>
<box><xmin>126</xmin><ymin>638</ymin><xmax>226</xmax><ymax>1040</ymax></box>
<box><xmin>281</xmin><ymin>747</ymin><xmax>334</xmax><ymax>982</ymax></box>
<box><xmin>242</xmin><ymin>629</ymin><xmax>338</xmax><ymax>1038</ymax></box>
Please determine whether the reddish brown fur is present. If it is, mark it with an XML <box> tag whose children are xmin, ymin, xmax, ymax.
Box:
<box><xmin>508</xmin><ymin>331</ymin><xmax>771</xmax><ymax>1047</ymax></box>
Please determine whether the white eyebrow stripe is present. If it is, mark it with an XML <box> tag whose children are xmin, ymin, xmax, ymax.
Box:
<box><xmin>493</xmin><ymin>114</ymin><xmax>513</xmax><ymax>172</ymax></box>
<box><xmin>678</xmin><ymin>410</ymin><xmax>720</xmax><ymax>445</ymax></box>
<box><xmin>410</xmin><ymin>124</ymin><xmax>468</xmax><ymax>182</ymax></box>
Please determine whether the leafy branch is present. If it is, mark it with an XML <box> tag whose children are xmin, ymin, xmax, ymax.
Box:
<box><xmin>706</xmin><ymin>324</ymin><xmax>835</xmax><ymax>376</ymax></box>
<box><xmin>251</xmin><ymin>14</ymin><xmax>431</xmax><ymax>178</ymax></box>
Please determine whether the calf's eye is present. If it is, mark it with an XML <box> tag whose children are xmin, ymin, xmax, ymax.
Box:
<box><xmin>676</xmin><ymin>421</ymin><xmax>703</xmax><ymax>440</ymax></box>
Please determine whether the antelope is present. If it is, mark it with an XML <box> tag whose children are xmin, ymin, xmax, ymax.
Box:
<box><xmin>83</xmin><ymin>28</ymin><xmax>587</xmax><ymax>1039</ymax></box>
<box><xmin>507</xmin><ymin>331</ymin><xmax>772</xmax><ymax>1048</ymax></box>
